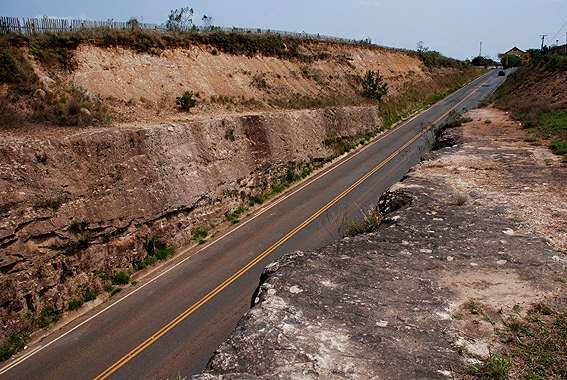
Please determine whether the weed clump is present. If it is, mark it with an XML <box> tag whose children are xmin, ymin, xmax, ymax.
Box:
<box><xmin>111</xmin><ymin>271</ymin><xmax>130</xmax><ymax>285</ymax></box>
<box><xmin>37</xmin><ymin>306</ymin><xmax>62</xmax><ymax>328</ymax></box>
<box><xmin>176</xmin><ymin>91</ymin><xmax>197</xmax><ymax>112</ymax></box>
<box><xmin>135</xmin><ymin>236</ymin><xmax>175</xmax><ymax>270</ymax></box>
<box><xmin>0</xmin><ymin>331</ymin><xmax>30</xmax><ymax>362</ymax></box>
<box><xmin>345</xmin><ymin>208</ymin><xmax>383</xmax><ymax>237</ymax></box>
<box><xmin>192</xmin><ymin>227</ymin><xmax>208</xmax><ymax>244</ymax></box>
<box><xmin>225</xmin><ymin>206</ymin><xmax>248</xmax><ymax>224</ymax></box>
<box><xmin>466</xmin><ymin>303</ymin><xmax>566</xmax><ymax>379</ymax></box>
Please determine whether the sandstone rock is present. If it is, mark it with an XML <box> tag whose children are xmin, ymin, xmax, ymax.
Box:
<box><xmin>34</xmin><ymin>88</ymin><xmax>46</xmax><ymax>98</ymax></box>
<box><xmin>80</xmin><ymin>107</ymin><xmax>92</xmax><ymax>117</ymax></box>
<box><xmin>39</xmin><ymin>75</ymin><xmax>56</xmax><ymax>91</ymax></box>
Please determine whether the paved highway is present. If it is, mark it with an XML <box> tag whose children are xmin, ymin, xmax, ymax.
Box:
<box><xmin>0</xmin><ymin>69</ymin><xmax>509</xmax><ymax>380</ymax></box>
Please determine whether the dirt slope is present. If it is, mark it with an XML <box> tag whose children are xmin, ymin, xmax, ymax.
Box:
<box><xmin>71</xmin><ymin>43</ymin><xmax>429</xmax><ymax>122</ymax></box>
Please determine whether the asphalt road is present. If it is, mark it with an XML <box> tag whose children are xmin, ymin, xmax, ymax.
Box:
<box><xmin>0</xmin><ymin>69</ymin><xmax>509</xmax><ymax>380</ymax></box>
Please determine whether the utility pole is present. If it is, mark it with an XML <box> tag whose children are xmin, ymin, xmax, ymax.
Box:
<box><xmin>479</xmin><ymin>41</ymin><xmax>482</xmax><ymax>57</ymax></box>
<box><xmin>540</xmin><ymin>34</ymin><xmax>548</xmax><ymax>50</ymax></box>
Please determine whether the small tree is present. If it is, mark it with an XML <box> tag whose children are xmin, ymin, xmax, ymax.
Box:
<box><xmin>126</xmin><ymin>18</ymin><xmax>140</xmax><ymax>31</ymax></box>
<box><xmin>500</xmin><ymin>54</ymin><xmax>522</xmax><ymax>68</ymax></box>
<box><xmin>166</xmin><ymin>7</ymin><xmax>194</xmax><ymax>31</ymax></box>
<box><xmin>417</xmin><ymin>41</ymin><xmax>429</xmax><ymax>53</ymax></box>
<box><xmin>176</xmin><ymin>91</ymin><xmax>197</xmax><ymax>112</ymax></box>
<box><xmin>361</xmin><ymin>70</ymin><xmax>388</xmax><ymax>101</ymax></box>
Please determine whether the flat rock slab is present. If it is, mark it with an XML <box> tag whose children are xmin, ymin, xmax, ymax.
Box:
<box><xmin>198</xmin><ymin>108</ymin><xmax>566</xmax><ymax>379</ymax></box>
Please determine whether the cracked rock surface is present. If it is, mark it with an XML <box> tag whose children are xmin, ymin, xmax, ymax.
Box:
<box><xmin>198</xmin><ymin>108</ymin><xmax>566</xmax><ymax>379</ymax></box>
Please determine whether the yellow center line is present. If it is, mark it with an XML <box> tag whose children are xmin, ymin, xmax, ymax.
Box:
<box><xmin>94</xmin><ymin>78</ymin><xmax>486</xmax><ymax>380</ymax></box>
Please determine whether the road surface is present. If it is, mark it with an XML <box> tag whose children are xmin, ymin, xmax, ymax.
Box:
<box><xmin>0</xmin><ymin>69</ymin><xmax>509</xmax><ymax>380</ymax></box>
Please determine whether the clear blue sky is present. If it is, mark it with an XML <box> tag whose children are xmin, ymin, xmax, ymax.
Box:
<box><xmin>2</xmin><ymin>0</ymin><xmax>567</xmax><ymax>59</ymax></box>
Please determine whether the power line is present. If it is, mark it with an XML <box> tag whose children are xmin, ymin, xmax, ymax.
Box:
<box><xmin>551</xmin><ymin>18</ymin><xmax>567</xmax><ymax>40</ymax></box>
<box><xmin>540</xmin><ymin>34</ymin><xmax>548</xmax><ymax>49</ymax></box>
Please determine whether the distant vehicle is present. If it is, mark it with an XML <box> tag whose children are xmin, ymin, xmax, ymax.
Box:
<box><xmin>498</xmin><ymin>70</ymin><xmax>506</xmax><ymax>77</ymax></box>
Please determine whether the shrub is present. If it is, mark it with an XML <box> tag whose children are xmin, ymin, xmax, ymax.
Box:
<box><xmin>30</xmin><ymin>86</ymin><xmax>108</xmax><ymax>126</ymax></box>
<box><xmin>176</xmin><ymin>91</ymin><xmax>197</xmax><ymax>112</ymax></box>
<box><xmin>0</xmin><ymin>331</ymin><xmax>29</xmax><ymax>362</ymax></box>
<box><xmin>68</xmin><ymin>299</ymin><xmax>83</xmax><ymax>311</ymax></box>
<box><xmin>103</xmin><ymin>283</ymin><xmax>120</xmax><ymax>296</ymax></box>
<box><xmin>82</xmin><ymin>288</ymin><xmax>97</xmax><ymax>302</ymax></box>
<box><xmin>550</xmin><ymin>139</ymin><xmax>567</xmax><ymax>155</ymax></box>
<box><xmin>345</xmin><ymin>208</ymin><xmax>383</xmax><ymax>237</ymax></box>
<box><xmin>361</xmin><ymin>70</ymin><xmax>388</xmax><ymax>101</ymax></box>
<box><xmin>224</xmin><ymin>128</ymin><xmax>235</xmax><ymax>141</ymax></box>
<box><xmin>192</xmin><ymin>227</ymin><xmax>208</xmax><ymax>244</ymax></box>
<box><xmin>37</xmin><ymin>306</ymin><xmax>62</xmax><ymax>328</ymax></box>
<box><xmin>111</xmin><ymin>271</ymin><xmax>130</xmax><ymax>285</ymax></box>
<box><xmin>225</xmin><ymin>206</ymin><xmax>248</xmax><ymax>224</ymax></box>
<box><xmin>155</xmin><ymin>245</ymin><xmax>174</xmax><ymax>261</ymax></box>
<box><xmin>501</xmin><ymin>54</ymin><xmax>522</xmax><ymax>68</ymax></box>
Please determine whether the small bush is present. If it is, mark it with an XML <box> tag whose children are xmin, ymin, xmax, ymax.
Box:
<box><xmin>155</xmin><ymin>245</ymin><xmax>174</xmax><ymax>261</ymax></box>
<box><xmin>134</xmin><ymin>255</ymin><xmax>157</xmax><ymax>270</ymax></box>
<box><xmin>345</xmin><ymin>208</ymin><xmax>383</xmax><ymax>237</ymax></box>
<box><xmin>192</xmin><ymin>227</ymin><xmax>208</xmax><ymax>244</ymax></box>
<box><xmin>62</xmin><ymin>236</ymin><xmax>89</xmax><ymax>255</ymax></box>
<box><xmin>111</xmin><ymin>271</ymin><xmax>130</xmax><ymax>285</ymax></box>
<box><xmin>224</xmin><ymin>128</ymin><xmax>235</xmax><ymax>141</ymax></box>
<box><xmin>225</xmin><ymin>206</ymin><xmax>248</xmax><ymax>224</ymax></box>
<box><xmin>68</xmin><ymin>299</ymin><xmax>83</xmax><ymax>311</ymax></box>
<box><xmin>550</xmin><ymin>139</ymin><xmax>567</xmax><ymax>155</ymax></box>
<box><xmin>0</xmin><ymin>331</ymin><xmax>30</xmax><ymax>362</ymax></box>
<box><xmin>361</xmin><ymin>70</ymin><xmax>388</xmax><ymax>101</ymax></box>
<box><xmin>82</xmin><ymin>288</ymin><xmax>97</xmax><ymax>302</ymax></box>
<box><xmin>37</xmin><ymin>306</ymin><xmax>62</xmax><ymax>328</ymax></box>
<box><xmin>103</xmin><ymin>283</ymin><xmax>120</xmax><ymax>296</ymax></box>
<box><xmin>176</xmin><ymin>91</ymin><xmax>197</xmax><ymax>112</ymax></box>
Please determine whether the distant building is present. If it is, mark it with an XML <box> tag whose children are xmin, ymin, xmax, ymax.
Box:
<box><xmin>502</xmin><ymin>47</ymin><xmax>530</xmax><ymax>65</ymax></box>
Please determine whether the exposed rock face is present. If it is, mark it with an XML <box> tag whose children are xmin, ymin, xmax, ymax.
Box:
<box><xmin>199</xmin><ymin>108</ymin><xmax>566</xmax><ymax>379</ymax></box>
<box><xmin>0</xmin><ymin>105</ymin><xmax>382</xmax><ymax>341</ymax></box>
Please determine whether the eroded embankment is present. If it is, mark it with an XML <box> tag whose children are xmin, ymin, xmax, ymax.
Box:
<box><xmin>0</xmin><ymin>32</ymin><xmax>481</xmax><ymax>355</ymax></box>
<box><xmin>0</xmin><ymin>105</ymin><xmax>382</xmax><ymax>346</ymax></box>
<box><xmin>199</xmin><ymin>108</ymin><xmax>566</xmax><ymax>379</ymax></box>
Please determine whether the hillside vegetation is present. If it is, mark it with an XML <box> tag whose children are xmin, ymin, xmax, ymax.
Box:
<box><xmin>494</xmin><ymin>58</ymin><xmax>567</xmax><ymax>156</ymax></box>
<box><xmin>0</xmin><ymin>28</ymin><xmax>475</xmax><ymax>128</ymax></box>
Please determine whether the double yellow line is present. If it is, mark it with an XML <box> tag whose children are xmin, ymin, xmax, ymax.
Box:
<box><xmin>94</xmin><ymin>77</ymin><xmax>487</xmax><ymax>379</ymax></box>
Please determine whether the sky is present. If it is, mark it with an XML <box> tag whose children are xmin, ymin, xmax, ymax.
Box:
<box><xmin>2</xmin><ymin>0</ymin><xmax>567</xmax><ymax>59</ymax></box>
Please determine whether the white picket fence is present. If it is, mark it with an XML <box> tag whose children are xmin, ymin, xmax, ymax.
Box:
<box><xmin>0</xmin><ymin>16</ymin><xmax>365</xmax><ymax>46</ymax></box>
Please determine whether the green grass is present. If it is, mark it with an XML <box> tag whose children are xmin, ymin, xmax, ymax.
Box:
<box><xmin>550</xmin><ymin>139</ymin><xmax>567</xmax><ymax>155</ymax></box>
<box><xmin>493</xmin><ymin>67</ymin><xmax>567</xmax><ymax>156</ymax></box>
<box><xmin>470</xmin><ymin>303</ymin><xmax>567</xmax><ymax>379</ymax></box>
<box><xmin>470</xmin><ymin>354</ymin><xmax>511</xmax><ymax>380</ymax></box>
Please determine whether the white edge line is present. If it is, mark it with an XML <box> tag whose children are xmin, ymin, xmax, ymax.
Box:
<box><xmin>0</xmin><ymin>70</ymin><xmax>492</xmax><ymax>376</ymax></box>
